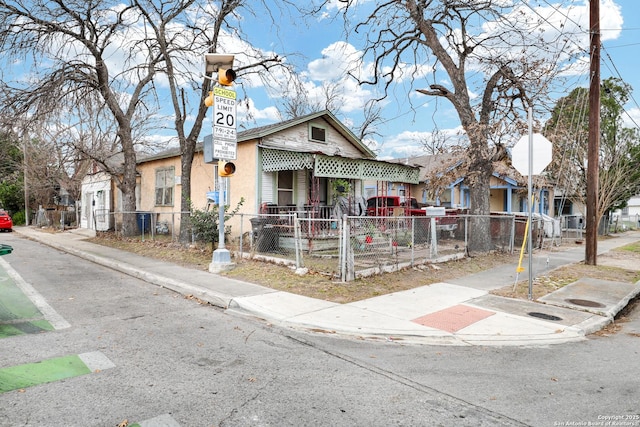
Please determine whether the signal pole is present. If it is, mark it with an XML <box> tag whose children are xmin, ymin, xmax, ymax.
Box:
<box><xmin>203</xmin><ymin>54</ymin><xmax>237</xmax><ymax>273</ymax></box>
<box><xmin>586</xmin><ymin>0</ymin><xmax>600</xmax><ymax>265</ymax></box>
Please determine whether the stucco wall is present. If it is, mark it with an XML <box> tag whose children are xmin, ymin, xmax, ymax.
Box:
<box><xmin>224</xmin><ymin>141</ymin><xmax>257</xmax><ymax>239</ymax></box>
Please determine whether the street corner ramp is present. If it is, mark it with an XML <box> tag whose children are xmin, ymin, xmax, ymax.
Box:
<box><xmin>469</xmin><ymin>294</ymin><xmax>603</xmax><ymax>327</ymax></box>
<box><xmin>227</xmin><ymin>291</ymin><xmax>339</xmax><ymax>322</ymax></box>
<box><xmin>538</xmin><ymin>277</ymin><xmax>640</xmax><ymax>318</ymax></box>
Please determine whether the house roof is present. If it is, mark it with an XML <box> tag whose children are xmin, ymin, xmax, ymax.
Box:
<box><xmin>137</xmin><ymin>110</ymin><xmax>374</xmax><ymax>164</ymax></box>
<box><xmin>397</xmin><ymin>152</ymin><xmax>549</xmax><ymax>189</ymax></box>
<box><xmin>392</xmin><ymin>153</ymin><xmax>460</xmax><ymax>181</ymax></box>
<box><xmin>136</xmin><ymin>143</ymin><xmax>203</xmax><ymax>164</ymax></box>
<box><xmin>237</xmin><ymin>110</ymin><xmax>375</xmax><ymax>158</ymax></box>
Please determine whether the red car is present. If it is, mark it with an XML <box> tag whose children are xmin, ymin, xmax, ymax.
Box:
<box><xmin>0</xmin><ymin>211</ymin><xmax>13</xmax><ymax>232</ymax></box>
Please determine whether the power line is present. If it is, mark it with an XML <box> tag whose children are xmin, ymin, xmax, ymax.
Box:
<box><xmin>521</xmin><ymin>0</ymin><xmax>640</xmax><ymax>129</ymax></box>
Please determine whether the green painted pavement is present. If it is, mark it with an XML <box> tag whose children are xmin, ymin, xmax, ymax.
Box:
<box><xmin>0</xmin><ymin>264</ymin><xmax>54</xmax><ymax>338</ymax></box>
<box><xmin>0</xmin><ymin>354</ymin><xmax>91</xmax><ymax>393</ymax></box>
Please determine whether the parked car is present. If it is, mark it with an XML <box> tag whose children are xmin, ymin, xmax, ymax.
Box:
<box><xmin>0</xmin><ymin>210</ymin><xmax>13</xmax><ymax>232</ymax></box>
<box><xmin>366</xmin><ymin>196</ymin><xmax>426</xmax><ymax>217</ymax></box>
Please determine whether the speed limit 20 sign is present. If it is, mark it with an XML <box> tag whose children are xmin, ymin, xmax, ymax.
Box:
<box><xmin>212</xmin><ymin>86</ymin><xmax>237</xmax><ymax>160</ymax></box>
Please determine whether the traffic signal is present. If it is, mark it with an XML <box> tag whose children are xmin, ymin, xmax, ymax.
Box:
<box><xmin>204</xmin><ymin>91</ymin><xmax>214</xmax><ymax>107</ymax></box>
<box><xmin>218</xmin><ymin>68</ymin><xmax>236</xmax><ymax>86</ymax></box>
<box><xmin>218</xmin><ymin>159</ymin><xmax>236</xmax><ymax>177</ymax></box>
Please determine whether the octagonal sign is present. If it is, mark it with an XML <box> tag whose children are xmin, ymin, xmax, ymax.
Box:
<box><xmin>511</xmin><ymin>133</ymin><xmax>553</xmax><ymax>176</ymax></box>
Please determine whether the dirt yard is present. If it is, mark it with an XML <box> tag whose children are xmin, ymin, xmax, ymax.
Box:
<box><xmin>89</xmin><ymin>232</ymin><xmax>640</xmax><ymax>304</ymax></box>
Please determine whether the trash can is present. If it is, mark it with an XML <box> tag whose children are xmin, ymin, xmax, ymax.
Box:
<box><xmin>0</xmin><ymin>244</ymin><xmax>13</xmax><ymax>256</ymax></box>
<box><xmin>250</xmin><ymin>217</ymin><xmax>279</xmax><ymax>252</ymax></box>
<box><xmin>136</xmin><ymin>212</ymin><xmax>152</xmax><ymax>233</ymax></box>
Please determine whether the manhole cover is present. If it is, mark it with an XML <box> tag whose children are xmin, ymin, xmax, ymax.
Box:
<box><xmin>528</xmin><ymin>312</ymin><xmax>563</xmax><ymax>321</ymax></box>
<box><xmin>565</xmin><ymin>298</ymin><xmax>605</xmax><ymax>308</ymax></box>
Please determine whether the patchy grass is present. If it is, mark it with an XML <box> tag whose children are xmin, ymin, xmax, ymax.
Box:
<box><xmin>88</xmin><ymin>231</ymin><xmax>640</xmax><ymax>304</ymax></box>
<box><xmin>223</xmin><ymin>251</ymin><xmax>520</xmax><ymax>303</ymax></box>
<box><xmin>492</xmin><ymin>242</ymin><xmax>640</xmax><ymax>300</ymax></box>
<box><xmin>89</xmin><ymin>232</ymin><xmax>519</xmax><ymax>303</ymax></box>
<box><xmin>492</xmin><ymin>262</ymin><xmax>640</xmax><ymax>300</ymax></box>
<box><xmin>617</xmin><ymin>240</ymin><xmax>640</xmax><ymax>254</ymax></box>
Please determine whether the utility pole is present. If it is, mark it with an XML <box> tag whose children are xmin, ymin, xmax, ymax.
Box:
<box><xmin>22</xmin><ymin>130</ymin><xmax>29</xmax><ymax>226</ymax></box>
<box><xmin>586</xmin><ymin>0</ymin><xmax>600</xmax><ymax>265</ymax></box>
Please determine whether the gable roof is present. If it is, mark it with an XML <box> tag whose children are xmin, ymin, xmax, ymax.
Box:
<box><xmin>237</xmin><ymin>110</ymin><xmax>375</xmax><ymax>158</ymax></box>
<box><xmin>397</xmin><ymin>152</ymin><xmax>549</xmax><ymax>189</ymax></box>
<box><xmin>137</xmin><ymin>110</ymin><xmax>374</xmax><ymax>164</ymax></box>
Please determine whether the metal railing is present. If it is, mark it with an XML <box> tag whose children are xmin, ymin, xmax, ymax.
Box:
<box><xmin>235</xmin><ymin>213</ymin><xmax>540</xmax><ymax>281</ymax></box>
<box><xmin>76</xmin><ymin>208</ymin><xmax>562</xmax><ymax>282</ymax></box>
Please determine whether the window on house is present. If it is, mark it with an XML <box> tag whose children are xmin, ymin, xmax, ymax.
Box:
<box><xmin>278</xmin><ymin>170</ymin><xmax>294</xmax><ymax>205</ymax></box>
<box><xmin>155</xmin><ymin>167</ymin><xmax>174</xmax><ymax>206</ymax></box>
<box><xmin>309</xmin><ymin>124</ymin><xmax>326</xmax><ymax>142</ymax></box>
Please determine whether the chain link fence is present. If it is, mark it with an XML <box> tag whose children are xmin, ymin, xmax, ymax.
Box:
<box><xmin>233</xmin><ymin>212</ymin><xmax>543</xmax><ymax>281</ymax></box>
<box><xmin>74</xmin><ymin>208</ymin><xmax>572</xmax><ymax>282</ymax></box>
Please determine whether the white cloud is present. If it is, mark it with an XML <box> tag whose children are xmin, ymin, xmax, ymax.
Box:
<box><xmin>307</xmin><ymin>41</ymin><xmax>363</xmax><ymax>81</ymax></box>
<box><xmin>236</xmin><ymin>97</ymin><xmax>280</xmax><ymax>127</ymax></box>
<box><xmin>622</xmin><ymin>107</ymin><xmax>640</xmax><ymax>130</ymax></box>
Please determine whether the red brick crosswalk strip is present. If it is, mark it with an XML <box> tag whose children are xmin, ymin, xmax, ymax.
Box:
<box><xmin>412</xmin><ymin>305</ymin><xmax>495</xmax><ymax>333</ymax></box>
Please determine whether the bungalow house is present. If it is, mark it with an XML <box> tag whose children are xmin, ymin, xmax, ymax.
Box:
<box><xmin>80</xmin><ymin>110</ymin><xmax>420</xmax><ymax>238</ymax></box>
<box><xmin>371</xmin><ymin>153</ymin><xmax>555</xmax><ymax>216</ymax></box>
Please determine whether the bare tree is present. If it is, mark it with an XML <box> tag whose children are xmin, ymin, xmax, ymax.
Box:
<box><xmin>0</xmin><ymin>0</ymin><xmax>163</xmax><ymax>235</ymax></box>
<box><xmin>275</xmin><ymin>79</ymin><xmax>345</xmax><ymax>120</ymax></box>
<box><xmin>315</xmin><ymin>0</ymin><xmax>582</xmax><ymax>251</ymax></box>
<box><xmin>420</xmin><ymin>127</ymin><xmax>462</xmax><ymax>155</ymax></box>
<box><xmin>135</xmin><ymin>0</ymin><xmax>291</xmax><ymax>243</ymax></box>
<box><xmin>355</xmin><ymin>101</ymin><xmax>383</xmax><ymax>143</ymax></box>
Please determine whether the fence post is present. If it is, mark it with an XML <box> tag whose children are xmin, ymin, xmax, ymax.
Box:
<box><xmin>340</xmin><ymin>214</ymin><xmax>350</xmax><ymax>281</ymax></box>
<box><xmin>239</xmin><ymin>213</ymin><xmax>244</xmax><ymax>259</ymax></box>
<box><xmin>345</xmin><ymin>214</ymin><xmax>355</xmax><ymax>281</ymax></box>
<box><xmin>294</xmin><ymin>215</ymin><xmax>303</xmax><ymax>268</ymax></box>
<box><xmin>429</xmin><ymin>216</ymin><xmax>438</xmax><ymax>258</ymax></box>
<box><xmin>140</xmin><ymin>213</ymin><xmax>145</xmax><ymax>242</ymax></box>
<box><xmin>510</xmin><ymin>215</ymin><xmax>516</xmax><ymax>254</ymax></box>
<box><xmin>464</xmin><ymin>215</ymin><xmax>469</xmax><ymax>251</ymax></box>
<box><xmin>340</xmin><ymin>215</ymin><xmax>345</xmax><ymax>281</ymax></box>
<box><xmin>171</xmin><ymin>212</ymin><xmax>175</xmax><ymax>241</ymax></box>
<box><xmin>411</xmin><ymin>217</ymin><xmax>415</xmax><ymax>266</ymax></box>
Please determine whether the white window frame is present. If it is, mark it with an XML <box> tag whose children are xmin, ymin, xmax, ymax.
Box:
<box><xmin>309</xmin><ymin>123</ymin><xmax>327</xmax><ymax>143</ymax></box>
<box><xmin>155</xmin><ymin>167</ymin><xmax>175</xmax><ymax>206</ymax></box>
<box><xmin>277</xmin><ymin>170</ymin><xmax>294</xmax><ymax>205</ymax></box>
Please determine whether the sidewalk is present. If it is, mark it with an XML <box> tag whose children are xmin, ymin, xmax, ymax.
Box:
<box><xmin>11</xmin><ymin>226</ymin><xmax>640</xmax><ymax>346</ymax></box>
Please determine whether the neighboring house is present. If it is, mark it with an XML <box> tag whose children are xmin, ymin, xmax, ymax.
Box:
<box><xmin>80</xmin><ymin>154</ymin><xmax>142</xmax><ymax>232</ymax></box>
<box><xmin>79</xmin><ymin>171</ymin><xmax>117</xmax><ymax>231</ymax></box>
<box><xmin>612</xmin><ymin>195</ymin><xmax>640</xmax><ymax>222</ymax></box>
<box><xmin>553</xmin><ymin>188</ymin><xmax>584</xmax><ymax>217</ymax></box>
<box><xmin>81</xmin><ymin>110</ymin><xmax>420</xmax><ymax>237</ymax></box>
<box><xmin>370</xmin><ymin>154</ymin><xmax>554</xmax><ymax>216</ymax></box>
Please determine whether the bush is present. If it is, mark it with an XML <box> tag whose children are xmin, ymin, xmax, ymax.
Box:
<box><xmin>11</xmin><ymin>210</ymin><xmax>25</xmax><ymax>225</ymax></box>
<box><xmin>190</xmin><ymin>198</ymin><xmax>244</xmax><ymax>250</ymax></box>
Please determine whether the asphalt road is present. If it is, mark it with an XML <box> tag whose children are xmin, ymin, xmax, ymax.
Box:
<box><xmin>0</xmin><ymin>233</ymin><xmax>638</xmax><ymax>427</ymax></box>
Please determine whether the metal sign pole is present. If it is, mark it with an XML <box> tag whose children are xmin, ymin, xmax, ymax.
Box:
<box><xmin>218</xmin><ymin>174</ymin><xmax>225</xmax><ymax>250</ymax></box>
<box><xmin>527</xmin><ymin>107</ymin><xmax>534</xmax><ymax>300</ymax></box>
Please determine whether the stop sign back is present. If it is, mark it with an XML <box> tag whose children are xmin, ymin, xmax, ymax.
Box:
<box><xmin>511</xmin><ymin>133</ymin><xmax>553</xmax><ymax>176</ymax></box>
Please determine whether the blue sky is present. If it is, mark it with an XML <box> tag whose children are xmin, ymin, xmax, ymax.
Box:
<box><xmin>218</xmin><ymin>0</ymin><xmax>640</xmax><ymax>160</ymax></box>
<box><xmin>3</xmin><ymin>1</ymin><xmax>637</xmax><ymax>162</ymax></box>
